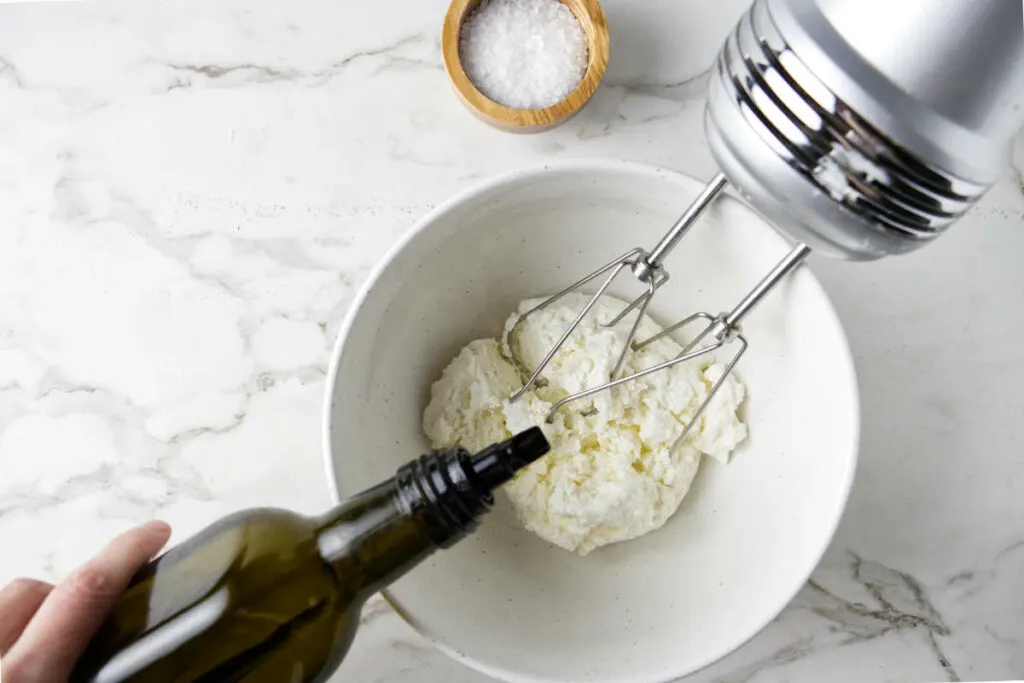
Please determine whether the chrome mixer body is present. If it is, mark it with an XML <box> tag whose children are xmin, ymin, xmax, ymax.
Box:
<box><xmin>508</xmin><ymin>0</ymin><xmax>1024</xmax><ymax>443</ymax></box>
<box><xmin>707</xmin><ymin>0</ymin><xmax>1024</xmax><ymax>260</ymax></box>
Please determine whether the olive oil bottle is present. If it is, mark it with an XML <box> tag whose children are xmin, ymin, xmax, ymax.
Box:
<box><xmin>70</xmin><ymin>428</ymin><xmax>549</xmax><ymax>683</ymax></box>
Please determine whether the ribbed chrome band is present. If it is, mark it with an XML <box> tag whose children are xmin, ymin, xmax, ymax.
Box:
<box><xmin>716</xmin><ymin>0</ymin><xmax>989</xmax><ymax>242</ymax></box>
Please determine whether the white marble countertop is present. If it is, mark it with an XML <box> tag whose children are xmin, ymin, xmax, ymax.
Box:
<box><xmin>1</xmin><ymin>1</ymin><xmax>1023</xmax><ymax>681</ymax></box>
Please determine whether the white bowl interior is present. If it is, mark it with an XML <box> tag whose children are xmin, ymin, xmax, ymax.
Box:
<box><xmin>326</xmin><ymin>164</ymin><xmax>858</xmax><ymax>683</ymax></box>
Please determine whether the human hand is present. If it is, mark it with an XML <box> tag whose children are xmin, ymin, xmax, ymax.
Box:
<box><xmin>0</xmin><ymin>521</ymin><xmax>171</xmax><ymax>683</ymax></box>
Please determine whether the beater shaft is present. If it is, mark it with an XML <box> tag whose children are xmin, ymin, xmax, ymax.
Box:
<box><xmin>644</xmin><ymin>172</ymin><xmax>729</xmax><ymax>273</ymax></box>
<box><xmin>724</xmin><ymin>243</ymin><xmax>810</xmax><ymax>328</ymax></box>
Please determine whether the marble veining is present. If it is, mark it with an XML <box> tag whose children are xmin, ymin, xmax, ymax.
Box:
<box><xmin>1</xmin><ymin>1</ymin><xmax>1022</xmax><ymax>682</ymax></box>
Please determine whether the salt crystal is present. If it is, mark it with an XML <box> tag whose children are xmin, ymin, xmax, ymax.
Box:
<box><xmin>460</xmin><ymin>0</ymin><xmax>589</xmax><ymax>110</ymax></box>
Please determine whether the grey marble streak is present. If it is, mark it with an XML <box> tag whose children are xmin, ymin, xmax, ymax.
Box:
<box><xmin>609</xmin><ymin>66</ymin><xmax>712</xmax><ymax>97</ymax></box>
<box><xmin>156</xmin><ymin>34</ymin><xmax>441</xmax><ymax>93</ymax></box>
<box><xmin>0</xmin><ymin>55</ymin><xmax>22</xmax><ymax>86</ymax></box>
<box><xmin>807</xmin><ymin>555</ymin><xmax>956</xmax><ymax>678</ymax></box>
<box><xmin>1012</xmin><ymin>135</ymin><xmax>1024</xmax><ymax>197</ymax></box>
<box><xmin>677</xmin><ymin>551</ymin><xmax>965</xmax><ymax>683</ymax></box>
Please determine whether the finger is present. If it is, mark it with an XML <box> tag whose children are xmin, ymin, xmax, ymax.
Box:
<box><xmin>5</xmin><ymin>520</ymin><xmax>171</xmax><ymax>681</ymax></box>
<box><xmin>0</xmin><ymin>578</ymin><xmax>54</xmax><ymax>654</ymax></box>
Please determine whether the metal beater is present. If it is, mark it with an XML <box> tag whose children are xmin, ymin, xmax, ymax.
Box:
<box><xmin>506</xmin><ymin>174</ymin><xmax>811</xmax><ymax>441</ymax></box>
<box><xmin>508</xmin><ymin>0</ymin><xmax>1024</xmax><ymax>441</ymax></box>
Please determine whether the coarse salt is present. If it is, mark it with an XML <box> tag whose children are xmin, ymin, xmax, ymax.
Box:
<box><xmin>459</xmin><ymin>0</ymin><xmax>589</xmax><ymax>110</ymax></box>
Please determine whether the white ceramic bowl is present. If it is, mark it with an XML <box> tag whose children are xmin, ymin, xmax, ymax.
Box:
<box><xmin>324</xmin><ymin>161</ymin><xmax>859</xmax><ymax>683</ymax></box>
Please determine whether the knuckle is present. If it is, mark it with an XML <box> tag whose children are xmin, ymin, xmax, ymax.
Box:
<box><xmin>65</xmin><ymin>564</ymin><xmax>116</xmax><ymax>602</ymax></box>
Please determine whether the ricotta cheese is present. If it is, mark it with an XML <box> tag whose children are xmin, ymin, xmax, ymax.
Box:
<box><xmin>422</xmin><ymin>293</ymin><xmax>747</xmax><ymax>554</ymax></box>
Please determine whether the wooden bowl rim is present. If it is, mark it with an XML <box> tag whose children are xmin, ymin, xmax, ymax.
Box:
<box><xmin>441</xmin><ymin>0</ymin><xmax>610</xmax><ymax>129</ymax></box>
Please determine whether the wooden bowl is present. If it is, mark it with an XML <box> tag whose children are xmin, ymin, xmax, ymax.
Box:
<box><xmin>442</xmin><ymin>0</ymin><xmax>610</xmax><ymax>133</ymax></box>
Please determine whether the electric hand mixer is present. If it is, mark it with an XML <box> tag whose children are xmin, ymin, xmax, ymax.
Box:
<box><xmin>508</xmin><ymin>0</ymin><xmax>1024</xmax><ymax>444</ymax></box>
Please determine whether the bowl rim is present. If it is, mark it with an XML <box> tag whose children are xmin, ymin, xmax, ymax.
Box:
<box><xmin>322</xmin><ymin>159</ymin><xmax>861</xmax><ymax>683</ymax></box>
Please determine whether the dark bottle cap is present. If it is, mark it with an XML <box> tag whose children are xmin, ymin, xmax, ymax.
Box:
<box><xmin>395</xmin><ymin>428</ymin><xmax>551</xmax><ymax>548</ymax></box>
<box><xmin>469</xmin><ymin>427</ymin><xmax>550</xmax><ymax>491</ymax></box>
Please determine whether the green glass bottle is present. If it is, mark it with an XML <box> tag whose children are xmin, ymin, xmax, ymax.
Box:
<box><xmin>69</xmin><ymin>428</ymin><xmax>549</xmax><ymax>683</ymax></box>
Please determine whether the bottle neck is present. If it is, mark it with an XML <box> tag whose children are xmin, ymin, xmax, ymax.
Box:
<box><xmin>314</xmin><ymin>447</ymin><xmax>495</xmax><ymax>600</ymax></box>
